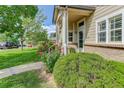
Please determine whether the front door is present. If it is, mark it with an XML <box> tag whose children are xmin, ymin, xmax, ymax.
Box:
<box><xmin>78</xmin><ymin>21</ymin><xmax>84</xmax><ymax>52</ymax></box>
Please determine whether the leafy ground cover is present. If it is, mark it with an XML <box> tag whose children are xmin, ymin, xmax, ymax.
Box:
<box><xmin>53</xmin><ymin>53</ymin><xmax>124</xmax><ymax>88</ymax></box>
<box><xmin>0</xmin><ymin>48</ymin><xmax>41</xmax><ymax>69</ymax></box>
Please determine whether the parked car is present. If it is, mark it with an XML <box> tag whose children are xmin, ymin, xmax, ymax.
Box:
<box><xmin>0</xmin><ymin>42</ymin><xmax>19</xmax><ymax>49</ymax></box>
<box><xmin>0</xmin><ymin>42</ymin><xmax>6</xmax><ymax>49</ymax></box>
<box><xmin>18</xmin><ymin>44</ymin><xmax>26</xmax><ymax>47</ymax></box>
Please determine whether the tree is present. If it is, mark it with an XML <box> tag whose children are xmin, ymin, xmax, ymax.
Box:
<box><xmin>0</xmin><ymin>34</ymin><xmax>7</xmax><ymax>42</ymax></box>
<box><xmin>25</xmin><ymin>10</ymin><xmax>48</xmax><ymax>46</ymax></box>
<box><xmin>26</xmin><ymin>28</ymin><xmax>48</xmax><ymax>46</ymax></box>
<box><xmin>0</xmin><ymin>5</ymin><xmax>38</xmax><ymax>50</ymax></box>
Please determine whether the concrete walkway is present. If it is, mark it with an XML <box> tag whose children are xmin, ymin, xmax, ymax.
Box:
<box><xmin>0</xmin><ymin>62</ymin><xmax>42</xmax><ymax>79</ymax></box>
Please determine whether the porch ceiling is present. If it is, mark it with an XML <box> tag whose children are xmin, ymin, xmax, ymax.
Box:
<box><xmin>68</xmin><ymin>8</ymin><xmax>93</xmax><ymax>23</ymax></box>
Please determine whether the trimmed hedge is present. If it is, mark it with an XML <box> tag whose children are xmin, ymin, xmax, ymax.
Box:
<box><xmin>53</xmin><ymin>53</ymin><xmax>124</xmax><ymax>88</ymax></box>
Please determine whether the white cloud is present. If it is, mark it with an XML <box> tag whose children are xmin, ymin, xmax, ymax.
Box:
<box><xmin>43</xmin><ymin>25</ymin><xmax>56</xmax><ymax>34</ymax></box>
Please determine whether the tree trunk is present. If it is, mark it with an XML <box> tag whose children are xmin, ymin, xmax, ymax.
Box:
<box><xmin>21</xmin><ymin>41</ymin><xmax>23</xmax><ymax>51</ymax></box>
<box><xmin>20</xmin><ymin>37</ymin><xmax>24</xmax><ymax>51</ymax></box>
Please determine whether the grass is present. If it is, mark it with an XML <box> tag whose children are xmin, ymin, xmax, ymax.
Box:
<box><xmin>0</xmin><ymin>48</ymin><xmax>56</xmax><ymax>88</ymax></box>
<box><xmin>0</xmin><ymin>48</ymin><xmax>41</xmax><ymax>70</ymax></box>
<box><xmin>0</xmin><ymin>70</ymin><xmax>42</xmax><ymax>88</ymax></box>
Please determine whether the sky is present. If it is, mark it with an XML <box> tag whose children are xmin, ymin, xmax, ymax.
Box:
<box><xmin>38</xmin><ymin>5</ymin><xmax>55</xmax><ymax>34</ymax></box>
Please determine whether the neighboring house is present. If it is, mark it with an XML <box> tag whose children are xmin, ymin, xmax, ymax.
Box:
<box><xmin>53</xmin><ymin>5</ymin><xmax>124</xmax><ymax>62</ymax></box>
<box><xmin>49</xmin><ymin>32</ymin><xmax>56</xmax><ymax>42</ymax></box>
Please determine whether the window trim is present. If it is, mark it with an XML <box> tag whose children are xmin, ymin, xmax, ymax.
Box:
<box><xmin>109</xmin><ymin>14</ymin><xmax>122</xmax><ymax>42</ymax></box>
<box><xmin>97</xmin><ymin>20</ymin><xmax>106</xmax><ymax>43</ymax></box>
<box><xmin>96</xmin><ymin>9</ymin><xmax>124</xmax><ymax>44</ymax></box>
<box><xmin>68</xmin><ymin>32</ymin><xmax>73</xmax><ymax>42</ymax></box>
<box><xmin>77</xmin><ymin>18</ymin><xmax>86</xmax><ymax>52</ymax></box>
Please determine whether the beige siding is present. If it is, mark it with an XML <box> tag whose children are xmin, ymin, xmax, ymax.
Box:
<box><xmin>85</xmin><ymin>46</ymin><xmax>124</xmax><ymax>62</ymax></box>
<box><xmin>85</xmin><ymin>5</ymin><xmax>124</xmax><ymax>44</ymax></box>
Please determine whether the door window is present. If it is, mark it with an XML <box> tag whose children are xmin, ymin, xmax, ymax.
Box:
<box><xmin>78</xmin><ymin>21</ymin><xmax>84</xmax><ymax>48</ymax></box>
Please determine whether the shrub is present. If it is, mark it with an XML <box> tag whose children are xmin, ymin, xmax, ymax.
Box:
<box><xmin>68</xmin><ymin>48</ymin><xmax>76</xmax><ymax>53</ymax></box>
<box><xmin>41</xmin><ymin>49</ymin><xmax>60</xmax><ymax>73</ymax></box>
<box><xmin>37</xmin><ymin>40</ymin><xmax>54</xmax><ymax>53</ymax></box>
<box><xmin>53</xmin><ymin>53</ymin><xmax>124</xmax><ymax>88</ymax></box>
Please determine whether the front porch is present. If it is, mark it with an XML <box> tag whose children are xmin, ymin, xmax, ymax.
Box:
<box><xmin>61</xmin><ymin>6</ymin><xmax>94</xmax><ymax>54</ymax></box>
<box><xmin>54</xmin><ymin>6</ymin><xmax>95</xmax><ymax>55</ymax></box>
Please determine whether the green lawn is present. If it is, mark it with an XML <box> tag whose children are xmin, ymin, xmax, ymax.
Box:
<box><xmin>0</xmin><ymin>70</ymin><xmax>42</xmax><ymax>88</ymax></box>
<box><xmin>0</xmin><ymin>48</ymin><xmax>41</xmax><ymax>70</ymax></box>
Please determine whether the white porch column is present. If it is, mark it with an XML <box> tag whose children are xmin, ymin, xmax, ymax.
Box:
<box><xmin>56</xmin><ymin>23</ymin><xmax>59</xmax><ymax>44</ymax></box>
<box><xmin>62</xmin><ymin>8</ymin><xmax>68</xmax><ymax>55</ymax></box>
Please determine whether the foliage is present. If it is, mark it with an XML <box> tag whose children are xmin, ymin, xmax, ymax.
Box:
<box><xmin>26</xmin><ymin>28</ymin><xmax>48</xmax><ymax>46</ymax></box>
<box><xmin>0</xmin><ymin>5</ymin><xmax>38</xmax><ymax>50</ymax></box>
<box><xmin>38</xmin><ymin>40</ymin><xmax>60</xmax><ymax>73</ymax></box>
<box><xmin>0</xmin><ymin>34</ymin><xmax>7</xmax><ymax>42</ymax></box>
<box><xmin>0</xmin><ymin>48</ymin><xmax>41</xmax><ymax>69</ymax></box>
<box><xmin>53</xmin><ymin>53</ymin><xmax>124</xmax><ymax>88</ymax></box>
<box><xmin>37</xmin><ymin>40</ymin><xmax>55</xmax><ymax>53</ymax></box>
<box><xmin>0</xmin><ymin>33</ymin><xmax>19</xmax><ymax>43</ymax></box>
<box><xmin>0</xmin><ymin>5</ymin><xmax>38</xmax><ymax>33</ymax></box>
<box><xmin>41</xmin><ymin>49</ymin><xmax>60</xmax><ymax>73</ymax></box>
<box><xmin>0</xmin><ymin>70</ymin><xmax>42</xmax><ymax>88</ymax></box>
<box><xmin>68</xmin><ymin>48</ymin><xmax>76</xmax><ymax>54</ymax></box>
<box><xmin>25</xmin><ymin>10</ymin><xmax>47</xmax><ymax>46</ymax></box>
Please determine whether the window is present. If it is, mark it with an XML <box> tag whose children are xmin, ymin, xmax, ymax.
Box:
<box><xmin>109</xmin><ymin>14</ymin><xmax>122</xmax><ymax>42</ymax></box>
<box><xmin>68</xmin><ymin>32</ymin><xmax>73</xmax><ymax>42</ymax></box>
<box><xmin>97</xmin><ymin>20</ymin><xmax>106</xmax><ymax>42</ymax></box>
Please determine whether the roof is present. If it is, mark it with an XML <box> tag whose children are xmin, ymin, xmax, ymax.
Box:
<box><xmin>59</xmin><ymin>5</ymin><xmax>96</xmax><ymax>11</ymax></box>
<box><xmin>52</xmin><ymin>5</ymin><xmax>96</xmax><ymax>24</ymax></box>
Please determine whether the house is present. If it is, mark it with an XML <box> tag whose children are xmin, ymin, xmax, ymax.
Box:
<box><xmin>49</xmin><ymin>32</ymin><xmax>56</xmax><ymax>42</ymax></box>
<box><xmin>53</xmin><ymin>5</ymin><xmax>124</xmax><ymax>62</ymax></box>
